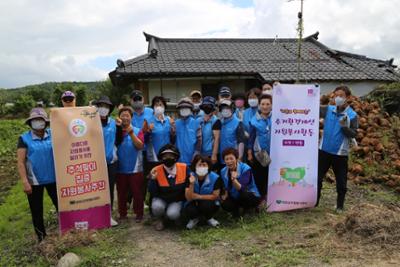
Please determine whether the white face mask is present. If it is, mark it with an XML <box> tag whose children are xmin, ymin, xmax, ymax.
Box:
<box><xmin>180</xmin><ymin>108</ymin><xmax>192</xmax><ymax>117</ymax></box>
<box><xmin>196</xmin><ymin>166</ymin><xmax>209</xmax><ymax>177</ymax></box>
<box><xmin>154</xmin><ymin>106</ymin><xmax>165</xmax><ymax>115</ymax></box>
<box><xmin>335</xmin><ymin>96</ymin><xmax>345</xmax><ymax>107</ymax></box>
<box><xmin>193</xmin><ymin>103</ymin><xmax>201</xmax><ymax>111</ymax></box>
<box><xmin>132</xmin><ymin>101</ymin><xmax>144</xmax><ymax>110</ymax></box>
<box><xmin>248</xmin><ymin>99</ymin><xmax>259</xmax><ymax>107</ymax></box>
<box><xmin>221</xmin><ymin>108</ymin><xmax>232</xmax><ymax>118</ymax></box>
<box><xmin>31</xmin><ymin>119</ymin><xmax>46</xmax><ymax>130</ymax></box>
<box><xmin>98</xmin><ymin>107</ymin><xmax>110</xmax><ymax>117</ymax></box>
<box><xmin>262</xmin><ymin>90</ymin><xmax>272</xmax><ymax>96</ymax></box>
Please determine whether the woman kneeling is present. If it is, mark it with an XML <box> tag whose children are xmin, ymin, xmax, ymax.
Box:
<box><xmin>183</xmin><ymin>155</ymin><xmax>222</xmax><ymax>230</ymax></box>
<box><xmin>220</xmin><ymin>148</ymin><xmax>260</xmax><ymax>217</ymax></box>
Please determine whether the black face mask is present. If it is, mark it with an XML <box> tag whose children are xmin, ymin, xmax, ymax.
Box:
<box><xmin>162</xmin><ymin>158</ymin><xmax>176</xmax><ymax>168</ymax></box>
<box><xmin>202</xmin><ymin>105</ymin><xmax>214</xmax><ymax>115</ymax></box>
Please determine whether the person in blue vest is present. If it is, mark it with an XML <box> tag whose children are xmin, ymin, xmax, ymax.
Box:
<box><xmin>233</xmin><ymin>93</ymin><xmax>246</xmax><ymax>121</ymax></box>
<box><xmin>242</xmin><ymin>88</ymin><xmax>262</xmax><ymax>137</ymax></box>
<box><xmin>183</xmin><ymin>155</ymin><xmax>223</xmax><ymax>230</ymax></box>
<box><xmin>130</xmin><ymin>90</ymin><xmax>153</xmax><ymax>129</ymax></box>
<box><xmin>220</xmin><ymin>148</ymin><xmax>260</xmax><ymax>217</ymax></box>
<box><xmin>317</xmin><ymin>85</ymin><xmax>358</xmax><ymax>212</ymax></box>
<box><xmin>142</xmin><ymin>96</ymin><xmax>174</xmax><ymax>214</ymax></box>
<box><xmin>148</xmin><ymin>144</ymin><xmax>191</xmax><ymax>231</ymax></box>
<box><xmin>174</xmin><ymin>97</ymin><xmax>202</xmax><ymax>165</ymax></box>
<box><xmin>129</xmin><ymin>90</ymin><xmax>153</xmax><ymax>207</ymax></box>
<box><xmin>199</xmin><ymin>96</ymin><xmax>221</xmax><ymax>170</ymax></box>
<box><xmin>17</xmin><ymin>108</ymin><xmax>58</xmax><ymax>242</ymax></box>
<box><xmin>115</xmin><ymin>106</ymin><xmax>145</xmax><ymax>222</ymax></box>
<box><xmin>219</xmin><ymin>99</ymin><xmax>246</xmax><ymax>163</ymax></box>
<box><xmin>93</xmin><ymin>95</ymin><xmax>119</xmax><ymax>226</ymax></box>
<box><xmin>143</xmin><ymin>96</ymin><xmax>173</xmax><ymax>165</ymax></box>
<box><xmin>190</xmin><ymin>90</ymin><xmax>205</xmax><ymax>120</ymax></box>
<box><xmin>248</xmin><ymin>94</ymin><xmax>272</xmax><ymax>205</ymax></box>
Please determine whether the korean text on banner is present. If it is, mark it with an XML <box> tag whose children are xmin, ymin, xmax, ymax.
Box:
<box><xmin>51</xmin><ymin>106</ymin><xmax>111</xmax><ymax>233</ymax></box>
<box><xmin>267</xmin><ymin>84</ymin><xmax>320</xmax><ymax>212</ymax></box>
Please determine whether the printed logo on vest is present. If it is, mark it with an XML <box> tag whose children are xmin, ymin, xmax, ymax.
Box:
<box><xmin>69</xmin><ymin>119</ymin><xmax>87</xmax><ymax>137</ymax></box>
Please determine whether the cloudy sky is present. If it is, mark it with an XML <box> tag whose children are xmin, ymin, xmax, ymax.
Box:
<box><xmin>1</xmin><ymin>0</ymin><xmax>399</xmax><ymax>88</ymax></box>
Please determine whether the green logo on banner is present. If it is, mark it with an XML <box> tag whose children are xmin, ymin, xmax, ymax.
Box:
<box><xmin>280</xmin><ymin>167</ymin><xmax>306</xmax><ymax>186</ymax></box>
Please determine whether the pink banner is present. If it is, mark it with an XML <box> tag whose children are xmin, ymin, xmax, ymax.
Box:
<box><xmin>267</xmin><ymin>84</ymin><xmax>320</xmax><ymax>212</ymax></box>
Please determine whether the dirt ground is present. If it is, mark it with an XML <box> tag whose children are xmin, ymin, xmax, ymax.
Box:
<box><xmin>125</xmin><ymin>222</ymin><xmax>237</xmax><ymax>267</ymax></box>
<box><xmin>111</xmin><ymin>183</ymin><xmax>400</xmax><ymax>267</ymax></box>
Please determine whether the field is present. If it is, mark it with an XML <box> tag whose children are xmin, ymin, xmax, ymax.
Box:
<box><xmin>0</xmin><ymin>119</ymin><xmax>399</xmax><ymax>267</ymax></box>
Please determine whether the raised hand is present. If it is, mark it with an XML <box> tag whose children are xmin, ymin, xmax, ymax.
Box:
<box><xmin>230</xmin><ymin>171</ymin><xmax>238</xmax><ymax>181</ymax></box>
<box><xmin>150</xmin><ymin>168</ymin><xmax>158</xmax><ymax>180</ymax></box>
<box><xmin>116</xmin><ymin>117</ymin><xmax>122</xmax><ymax>126</ymax></box>
<box><xmin>189</xmin><ymin>173</ymin><xmax>196</xmax><ymax>184</ymax></box>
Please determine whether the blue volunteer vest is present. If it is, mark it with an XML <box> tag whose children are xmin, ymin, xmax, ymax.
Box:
<box><xmin>117</xmin><ymin>127</ymin><xmax>142</xmax><ymax>173</ymax></box>
<box><xmin>21</xmin><ymin>129</ymin><xmax>56</xmax><ymax>185</ymax></box>
<box><xmin>221</xmin><ymin>162</ymin><xmax>260</xmax><ymax>199</ymax></box>
<box><xmin>250</xmin><ymin>113</ymin><xmax>272</xmax><ymax>153</ymax></box>
<box><xmin>194</xmin><ymin>171</ymin><xmax>219</xmax><ymax>195</ymax></box>
<box><xmin>320</xmin><ymin>105</ymin><xmax>357</xmax><ymax>156</ymax></box>
<box><xmin>243</xmin><ymin>107</ymin><xmax>258</xmax><ymax>134</ymax></box>
<box><xmin>200</xmin><ymin>115</ymin><xmax>218</xmax><ymax>156</ymax></box>
<box><xmin>175</xmin><ymin>116</ymin><xmax>200</xmax><ymax>164</ymax></box>
<box><xmin>219</xmin><ymin>116</ymin><xmax>240</xmax><ymax>161</ymax></box>
<box><xmin>102</xmin><ymin>118</ymin><xmax>116</xmax><ymax>164</ymax></box>
<box><xmin>146</xmin><ymin>115</ymin><xmax>171</xmax><ymax>162</ymax></box>
<box><xmin>131</xmin><ymin>107</ymin><xmax>153</xmax><ymax>129</ymax></box>
<box><xmin>194</xmin><ymin>110</ymin><xmax>205</xmax><ymax>121</ymax></box>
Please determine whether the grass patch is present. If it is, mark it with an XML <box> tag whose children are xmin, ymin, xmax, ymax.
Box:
<box><xmin>180</xmin><ymin>182</ymin><xmax>400</xmax><ymax>266</ymax></box>
<box><xmin>0</xmin><ymin>182</ymin><xmax>136</xmax><ymax>266</ymax></box>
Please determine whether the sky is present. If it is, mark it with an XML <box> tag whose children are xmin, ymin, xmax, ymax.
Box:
<box><xmin>0</xmin><ymin>0</ymin><xmax>399</xmax><ymax>88</ymax></box>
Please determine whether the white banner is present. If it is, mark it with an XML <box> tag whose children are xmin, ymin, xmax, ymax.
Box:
<box><xmin>267</xmin><ymin>84</ymin><xmax>320</xmax><ymax>212</ymax></box>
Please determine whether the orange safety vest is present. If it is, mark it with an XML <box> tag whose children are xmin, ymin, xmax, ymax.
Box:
<box><xmin>155</xmin><ymin>163</ymin><xmax>187</xmax><ymax>187</ymax></box>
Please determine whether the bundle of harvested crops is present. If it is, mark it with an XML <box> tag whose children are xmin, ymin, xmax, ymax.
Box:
<box><xmin>334</xmin><ymin>203</ymin><xmax>400</xmax><ymax>248</ymax></box>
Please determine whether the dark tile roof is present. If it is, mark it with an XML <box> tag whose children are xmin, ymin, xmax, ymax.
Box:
<box><xmin>109</xmin><ymin>32</ymin><xmax>400</xmax><ymax>84</ymax></box>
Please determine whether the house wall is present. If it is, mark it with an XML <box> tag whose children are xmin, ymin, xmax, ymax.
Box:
<box><xmin>148</xmin><ymin>79</ymin><xmax>247</xmax><ymax>103</ymax></box>
<box><xmin>145</xmin><ymin>79</ymin><xmax>389</xmax><ymax>103</ymax></box>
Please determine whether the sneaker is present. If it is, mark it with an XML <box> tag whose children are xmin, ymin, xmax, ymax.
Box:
<box><xmin>110</xmin><ymin>217</ymin><xmax>119</xmax><ymax>227</ymax></box>
<box><xmin>155</xmin><ymin>220</ymin><xmax>165</xmax><ymax>231</ymax></box>
<box><xmin>335</xmin><ymin>208</ymin><xmax>344</xmax><ymax>214</ymax></box>
<box><xmin>186</xmin><ymin>218</ymin><xmax>200</xmax><ymax>230</ymax></box>
<box><xmin>207</xmin><ymin>218</ymin><xmax>220</xmax><ymax>227</ymax></box>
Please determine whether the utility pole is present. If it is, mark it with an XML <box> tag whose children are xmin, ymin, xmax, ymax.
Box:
<box><xmin>297</xmin><ymin>0</ymin><xmax>304</xmax><ymax>82</ymax></box>
<box><xmin>289</xmin><ymin>0</ymin><xmax>305</xmax><ymax>82</ymax></box>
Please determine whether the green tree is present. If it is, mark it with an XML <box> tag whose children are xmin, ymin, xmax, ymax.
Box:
<box><xmin>13</xmin><ymin>94</ymin><xmax>35</xmax><ymax>115</ymax></box>
<box><xmin>28</xmin><ymin>86</ymin><xmax>51</xmax><ymax>105</ymax></box>
<box><xmin>75</xmin><ymin>85</ymin><xmax>88</xmax><ymax>106</ymax></box>
<box><xmin>98</xmin><ymin>78</ymin><xmax>131</xmax><ymax>107</ymax></box>
<box><xmin>52</xmin><ymin>86</ymin><xmax>64</xmax><ymax>107</ymax></box>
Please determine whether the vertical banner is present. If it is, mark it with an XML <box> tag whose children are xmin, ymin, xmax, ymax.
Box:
<box><xmin>51</xmin><ymin>107</ymin><xmax>111</xmax><ymax>233</ymax></box>
<box><xmin>267</xmin><ymin>84</ymin><xmax>320</xmax><ymax>212</ymax></box>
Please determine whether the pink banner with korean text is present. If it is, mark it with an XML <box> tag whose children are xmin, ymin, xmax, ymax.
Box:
<box><xmin>267</xmin><ymin>84</ymin><xmax>320</xmax><ymax>212</ymax></box>
<box><xmin>50</xmin><ymin>107</ymin><xmax>111</xmax><ymax>233</ymax></box>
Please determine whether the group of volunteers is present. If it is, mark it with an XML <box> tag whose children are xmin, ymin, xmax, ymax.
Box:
<box><xmin>17</xmin><ymin>83</ymin><xmax>358</xmax><ymax>241</ymax></box>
